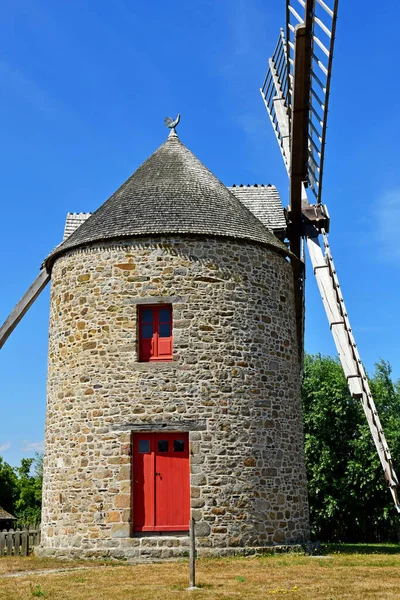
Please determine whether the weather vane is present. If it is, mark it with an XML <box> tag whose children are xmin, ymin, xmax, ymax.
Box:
<box><xmin>164</xmin><ymin>113</ymin><xmax>181</xmax><ymax>135</ymax></box>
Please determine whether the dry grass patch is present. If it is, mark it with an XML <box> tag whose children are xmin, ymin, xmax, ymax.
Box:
<box><xmin>1</xmin><ymin>553</ymin><xmax>400</xmax><ymax>599</ymax></box>
<box><xmin>0</xmin><ymin>556</ymin><xmax>91</xmax><ymax>576</ymax></box>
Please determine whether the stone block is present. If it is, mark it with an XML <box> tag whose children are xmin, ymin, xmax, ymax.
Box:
<box><xmin>191</xmin><ymin>473</ymin><xmax>207</xmax><ymax>486</ymax></box>
<box><xmin>106</xmin><ymin>511</ymin><xmax>121</xmax><ymax>523</ymax></box>
<box><xmin>111</xmin><ymin>524</ymin><xmax>130</xmax><ymax>538</ymax></box>
<box><xmin>114</xmin><ymin>494</ymin><xmax>131</xmax><ymax>508</ymax></box>
<box><xmin>195</xmin><ymin>521</ymin><xmax>211</xmax><ymax>537</ymax></box>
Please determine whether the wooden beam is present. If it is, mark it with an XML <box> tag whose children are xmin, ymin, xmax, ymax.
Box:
<box><xmin>0</xmin><ymin>269</ymin><xmax>50</xmax><ymax>349</ymax></box>
<box><xmin>288</xmin><ymin>0</ymin><xmax>314</xmax><ymax>364</ymax></box>
<box><xmin>289</xmin><ymin>20</ymin><xmax>313</xmax><ymax>260</ymax></box>
<box><xmin>291</xmin><ymin>254</ymin><xmax>305</xmax><ymax>366</ymax></box>
<box><xmin>114</xmin><ymin>420</ymin><xmax>208</xmax><ymax>432</ymax></box>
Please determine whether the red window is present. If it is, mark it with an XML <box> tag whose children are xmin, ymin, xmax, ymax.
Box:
<box><xmin>138</xmin><ymin>305</ymin><xmax>172</xmax><ymax>362</ymax></box>
<box><xmin>132</xmin><ymin>432</ymin><xmax>190</xmax><ymax>532</ymax></box>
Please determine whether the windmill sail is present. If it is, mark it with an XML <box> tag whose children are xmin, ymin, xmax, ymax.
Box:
<box><xmin>0</xmin><ymin>269</ymin><xmax>50</xmax><ymax>349</ymax></box>
<box><xmin>260</xmin><ymin>0</ymin><xmax>400</xmax><ymax>511</ymax></box>
<box><xmin>262</xmin><ymin>0</ymin><xmax>339</xmax><ymax>203</ymax></box>
<box><xmin>307</xmin><ymin>231</ymin><xmax>400</xmax><ymax>506</ymax></box>
<box><xmin>260</xmin><ymin>30</ymin><xmax>291</xmax><ymax>169</ymax></box>
<box><xmin>0</xmin><ymin>212</ymin><xmax>92</xmax><ymax>350</ymax></box>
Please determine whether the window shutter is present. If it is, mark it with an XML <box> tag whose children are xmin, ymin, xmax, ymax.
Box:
<box><xmin>157</xmin><ymin>306</ymin><xmax>172</xmax><ymax>359</ymax></box>
<box><xmin>139</xmin><ymin>305</ymin><xmax>172</xmax><ymax>361</ymax></box>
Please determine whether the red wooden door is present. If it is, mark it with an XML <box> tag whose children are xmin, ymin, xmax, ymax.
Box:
<box><xmin>132</xmin><ymin>432</ymin><xmax>190</xmax><ymax>532</ymax></box>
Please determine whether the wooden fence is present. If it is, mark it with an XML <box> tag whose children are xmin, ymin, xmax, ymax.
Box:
<box><xmin>0</xmin><ymin>528</ymin><xmax>41</xmax><ymax>557</ymax></box>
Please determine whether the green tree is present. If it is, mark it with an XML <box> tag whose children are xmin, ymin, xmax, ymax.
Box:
<box><xmin>302</xmin><ymin>354</ymin><xmax>400</xmax><ymax>542</ymax></box>
<box><xmin>0</xmin><ymin>453</ymin><xmax>43</xmax><ymax>527</ymax></box>
<box><xmin>14</xmin><ymin>454</ymin><xmax>43</xmax><ymax>527</ymax></box>
<box><xmin>0</xmin><ymin>457</ymin><xmax>18</xmax><ymax>514</ymax></box>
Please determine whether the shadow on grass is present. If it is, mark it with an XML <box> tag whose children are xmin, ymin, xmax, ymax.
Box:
<box><xmin>322</xmin><ymin>543</ymin><xmax>400</xmax><ymax>555</ymax></box>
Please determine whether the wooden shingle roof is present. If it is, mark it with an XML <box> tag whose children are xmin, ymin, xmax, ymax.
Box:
<box><xmin>228</xmin><ymin>185</ymin><xmax>287</xmax><ymax>237</ymax></box>
<box><xmin>0</xmin><ymin>506</ymin><xmax>16</xmax><ymax>520</ymax></box>
<box><xmin>46</xmin><ymin>132</ymin><xmax>288</xmax><ymax>268</ymax></box>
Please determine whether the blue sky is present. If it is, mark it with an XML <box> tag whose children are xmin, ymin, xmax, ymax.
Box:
<box><xmin>0</xmin><ymin>0</ymin><xmax>399</xmax><ymax>467</ymax></box>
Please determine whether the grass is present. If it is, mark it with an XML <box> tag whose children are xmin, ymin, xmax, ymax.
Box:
<box><xmin>1</xmin><ymin>550</ymin><xmax>400</xmax><ymax>599</ymax></box>
<box><xmin>0</xmin><ymin>556</ymin><xmax>91</xmax><ymax>576</ymax></box>
<box><xmin>321</xmin><ymin>543</ymin><xmax>400</xmax><ymax>555</ymax></box>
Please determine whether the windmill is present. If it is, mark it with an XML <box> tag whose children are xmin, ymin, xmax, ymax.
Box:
<box><xmin>0</xmin><ymin>0</ymin><xmax>398</xmax><ymax>524</ymax></box>
<box><xmin>260</xmin><ymin>0</ymin><xmax>400</xmax><ymax>511</ymax></box>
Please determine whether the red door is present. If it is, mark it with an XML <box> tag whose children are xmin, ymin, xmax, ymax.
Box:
<box><xmin>132</xmin><ymin>432</ymin><xmax>190</xmax><ymax>532</ymax></box>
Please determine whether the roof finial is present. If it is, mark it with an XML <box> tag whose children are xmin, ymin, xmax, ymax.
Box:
<box><xmin>164</xmin><ymin>113</ymin><xmax>181</xmax><ymax>137</ymax></box>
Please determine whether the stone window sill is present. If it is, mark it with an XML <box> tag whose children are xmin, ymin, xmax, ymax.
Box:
<box><xmin>132</xmin><ymin>361</ymin><xmax>178</xmax><ymax>371</ymax></box>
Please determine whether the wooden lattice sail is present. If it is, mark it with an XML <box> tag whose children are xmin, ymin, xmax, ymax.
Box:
<box><xmin>260</xmin><ymin>0</ymin><xmax>400</xmax><ymax>510</ymax></box>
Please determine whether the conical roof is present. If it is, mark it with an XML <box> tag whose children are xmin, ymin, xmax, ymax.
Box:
<box><xmin>46</xmin><ymin>132</ymin><xmax>287</xmax><ymax>268</ymax></box>
<box><xmin>0</xmin><ymin>506</ymin><xmax>16</xmax><ymax>520</ymax></box>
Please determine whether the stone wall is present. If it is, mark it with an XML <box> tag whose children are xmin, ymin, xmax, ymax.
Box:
<box><xmin>39</xmin><ymin>235</ymin><xmax>309</xmax><ymax>559</ymax></box>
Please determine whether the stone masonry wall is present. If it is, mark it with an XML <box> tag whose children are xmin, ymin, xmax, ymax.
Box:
<box><xmin>39</xmin><ymin>236</ymin><xmax>309</xmax><ymax>559</ymax></box>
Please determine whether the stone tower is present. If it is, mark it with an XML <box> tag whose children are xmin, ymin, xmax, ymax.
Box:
<box><xmin>39</xmin><ymin>130</ymin><xmax>309</xmax><ymax>559</ymax></box>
